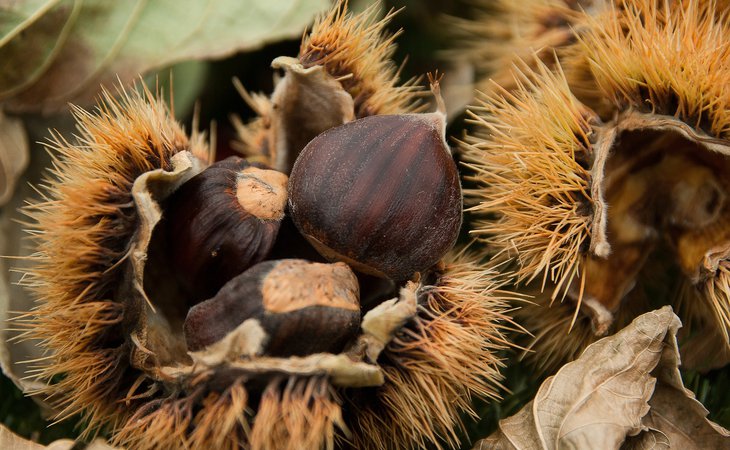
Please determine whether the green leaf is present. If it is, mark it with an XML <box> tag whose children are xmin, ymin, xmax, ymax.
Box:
<box><xmin>144</xmin><ymin>60</ymin><xmax>210</xmax><ymax>121</ymax></box>
<box><xmin>0</xmin><ymin>0</ymin><xmax>78</xmax><ymax>98</ymax></box>
<box><xmin>0</xmin><ymin>0</ymin><xmax>329</xmax><ymax>113</ymax></box>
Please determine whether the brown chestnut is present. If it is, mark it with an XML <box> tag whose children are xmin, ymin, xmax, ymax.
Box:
<box><xmin>288</xmin><ymin>109</ymin><xmax>462</xmax><ymax>281</ymax></box>
<box><xmin>183</xmin><ymin>259</ymin><xmax>361</xmax><ymax>356</ymax></box>
<box><xmin>164</xmin><ymin>156</ymin><xmax>288</xmax><ymax>302</ymax></box>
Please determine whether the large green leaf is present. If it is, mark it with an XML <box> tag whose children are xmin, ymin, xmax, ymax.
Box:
<box><xmin>0</xmin><ymin>0</ymin><xmax>77</xmax><ymax>99</ymax></box>
<box><xmin>0</xmin><ymin>0</ymin><xmax>330</xmax><ymax>113</ymax></box>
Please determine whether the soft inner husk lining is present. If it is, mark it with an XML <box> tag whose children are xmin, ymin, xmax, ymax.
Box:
<box><xmin>575</xmin><ymin>117</ymin><xmax>730</xmax><ymax>336</ymax></box>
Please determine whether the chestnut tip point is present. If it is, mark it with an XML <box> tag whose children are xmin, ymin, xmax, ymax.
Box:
<box><xmin>427</xmin><ymin>71</ymin><xmax>448</xmax><ymax>119</ymax></box>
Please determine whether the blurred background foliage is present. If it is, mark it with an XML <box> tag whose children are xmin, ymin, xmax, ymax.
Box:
<box><xmin>1</xmin><ymin>0</ymin><xmax>728</xmax><ymax>448</ymax></box>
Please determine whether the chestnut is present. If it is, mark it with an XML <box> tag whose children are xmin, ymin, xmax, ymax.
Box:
<box><xmin>183</xmin><ymin>259</ymin><xmax>361</xmax><ymax>356</ymax></box>
<box><xmin>164</xmin><ymin>156</ymin><xmax>288</xmax><ymax>303</ymax></box>
<box><xmin>288</xmin><ymin>107</ymin><xmax>462</xmax><ymax>281</ymax></box>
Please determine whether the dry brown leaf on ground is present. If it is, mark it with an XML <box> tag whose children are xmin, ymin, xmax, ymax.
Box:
<box><xmin>620</xmin><ymin>429</ymin><xmax>670</xmax><ymax>450</ymax></box>
<box><xmin>634</xmin><ymin>384</ymin><xmax>727</xmax><ymax>449</ymax></box>
<box><xmin>0</xmin><ymin>423</ymin><xmax>116</xmax><ymax>449</ymax></box>
<box><xmin>473</xmin><ymin>307</ymin><xmax>730</xmax><ymax>450</ymax></box>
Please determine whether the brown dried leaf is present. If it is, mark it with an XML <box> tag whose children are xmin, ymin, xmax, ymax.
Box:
<box><xmin>621</xmin><ymin>429</ymin><xmax>670</xmax><ymax>450</ymax></box>
<box><xmin>474</xmin><ymin>307</ymin><xmax>730</xmax><ymax>450</ymax></box>
<box><xmin>0</xmin><ymin>423</ymin><xmax>117</xmax><ymax>450</ymax></box>
<box><xmin>0</xmin><ymin>147</ymin><xmax>54</xmax><ymax>393</ymax></box>
<box><xmin>632</xmin><ymin>384</ymin><xmax>728</xmax><ymax>450</ymax></box>
<box><xmin>622</xmin><ymin>303</ymin><xmax>730</xmax><ymax>449</ymax></box>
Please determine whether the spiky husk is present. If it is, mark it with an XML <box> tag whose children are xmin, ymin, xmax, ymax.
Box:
<box><xmin>346</xmin><ymin>251</ymin><xmax>518</xmax><ymax>450</ymax></box>
<box><xmin>234</xmin><ymin>0</ymin><xmax>422</xmax><ymax>168</ymax></box>
<box><xmin>112</xmin><ymin>247</ymin><xmax>520</xmax><ymax>450</ymax></box>
<box><xmin>113</xmin><ymin>395</ymin><xmax>198</xmax><ymax>450</ymax></box>
<box><xmin>18</xmin><ymin>86</ymin><xmax>208</xmax><ymax>433</ymax></box>
<box><xmin>704</xmin><ymin>263</ymin><xmax>730</xmax><ymax>344</ymax></box>
<box><xmin>514</xmin><ymin>280</ymin><xmax>654</xmax><ymax>374</ymax></box>
<box><xmin>300</xmin><ymin>0</ymin><xmax>422</xmax><ymax>117</ymax></box>
<box><xmin>561</xmin><ymin>0</ymin><xmax>730</xmax><ymax>347</ymax></box>
<box><xmin>521</xmin><ymin>256</ymin><xmax>730</xmax><ymax>374</ymax></box>
<box><xmin>462</xmin><ymin>61</ymin><xmax>595</xmax><ymax>300</ymax></box>
<box><xmin>252</xmin><ymin>377</ymin><xmax>346</xmax><ymax>450</ymax></box>
<box><xmin>113</xmin><ymin>375</ymin><xmax>346</xmax><ymax>450</ymax></box>
<box><xmin>449</xmin><ymin>0</ymin><xmax>604</xmax><ymax>93</ymax></box>
<box><xmin>18</xmin><ymin>87</ymin><xmax>357</xmax><ymax>449</ymax></box>
<box><xmin>563</xmin><ymin>0</ymin><xmax>730</xmax><ymax>136</ymax></box>
<box><xmin>187</xmin><ymin>381</ymin><xmax>249</xmax><ymax>450</ymax></box>
<box><xmin>452</xmin><ymin>1</ymin><xmax>729</xmax><ymax>96</ymax></box>
<box><xmin>464</xmin><ymin>0</ymin><xmax>730</xmax><ymax>373</ymax></box>
<box><xmin>230</xmin><ymin>87</ymin><xmax>274</xmax><ymax>165</ymax></box>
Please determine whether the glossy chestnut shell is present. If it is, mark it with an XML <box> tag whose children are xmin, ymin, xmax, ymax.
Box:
<box><xmin>288</xmin><ymin>114</ymin><xmax>462</xmax><ymax>280</ymax></box>
<box><xmin>164</xmin><ymin>156</ymin><xmax>287</xmax><ymax>303</ymax></box>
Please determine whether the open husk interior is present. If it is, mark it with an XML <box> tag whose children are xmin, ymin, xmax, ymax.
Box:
<box><xmin>17</xmin><ymin>92</ymin><xmax>379</xmax><ymax>449</ymax></box>
<box><xmin>463</xmin><ymin>0</ymin><xmax>730</xmax><ymax>371</ymax></box>
<box><xmin>23</xmin><ymin>139</ymin><xmax>515</xmax><ymax>449</ymax></box>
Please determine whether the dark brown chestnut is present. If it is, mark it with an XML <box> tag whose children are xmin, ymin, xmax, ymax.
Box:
<box><xmin>183</xmin><ymin>259</ymin><xmax>361</xmax><ymax>356</ymax></box>
<box><xmin>288</xmin><ymin>105</ymin><xmax>462</xmax><ymax>281</ymax></box>
<box><xmin>164</xmin><ymin>156</ymin><xmax>288</xmax><ymax>303</ymax></box>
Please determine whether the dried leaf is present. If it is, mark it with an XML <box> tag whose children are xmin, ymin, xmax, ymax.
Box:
<box><xmin>0</xmin><ymin>112</ymin><xmax>29</xmax><ymax>206</ymax></box>
<box><xmin>622</xmin><ymin>303</ymin><xmax>730</xmax><ymax>449</ymax></box>
<box><xmin>0</xmin><ymin>423</ymin><xmax>117</xmax><ymax>450</ymax></box>
<box><xmin>0</xmin><ymin>0</ymin><xmax>330</xmax><ymax>113</ymax></box>
<box><xmin>474</xmin><ymin>307</ymin><xmax>730</xmax><ymax>450</ymax></box>
<box><xmin>621</xmin><ymin>429</ymin><xmax>670</xmax><ymax>450</ymax></box>
<box><xmin>633</xmin><ymin>384</ymin><xmax>728</xmax><ymax>450</ymax></box>
<box><xmin>0</xmin><ymin>148</ymin><xmax>54</xmax><ymax>393</ymax></box>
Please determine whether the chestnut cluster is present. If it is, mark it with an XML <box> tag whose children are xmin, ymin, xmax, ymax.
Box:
<box><xmin>165</xmin><ymin>112</ymin><xmax>462</xmax><ymax>358</ymax></box>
